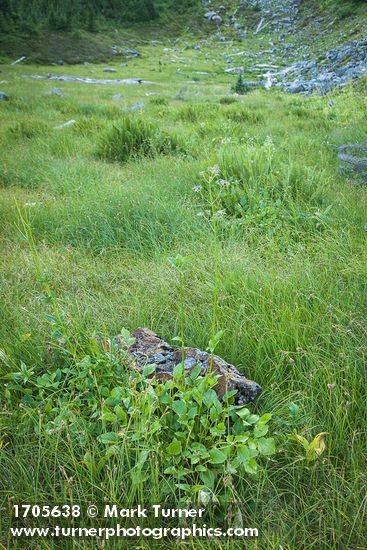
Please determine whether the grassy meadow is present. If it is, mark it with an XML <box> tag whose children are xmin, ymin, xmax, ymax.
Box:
<box><xmin>0</xmin><ymin>39</ymin><xmax>367</xmax><ymax>549</ymax></box>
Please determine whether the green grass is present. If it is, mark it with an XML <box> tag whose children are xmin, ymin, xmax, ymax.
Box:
<box><xmin>96</xmin><ymin>115</ymin><xmax>186</xmax><ymax>163</ymax></box>
<box><xmin>0</xmin><ymin>29</ymin><xmax>366</xmax><ymax>550</ymax></box>
<box><xmin>317</xmin><ymin>0</ymin><xmax>367</xmax><ymax>19</ymax></box>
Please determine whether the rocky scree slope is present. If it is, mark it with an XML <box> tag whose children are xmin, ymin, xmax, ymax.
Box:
<box><xmin>203</xmin><ymin>0</ymin><xmax>367</xmax><ymax>93</ymax></box>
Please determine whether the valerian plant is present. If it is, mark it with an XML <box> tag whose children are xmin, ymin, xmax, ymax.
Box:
<box><xmin>4</xmin><ymin>327</ymin><xmax>276</xmax><ymax>504</ymax></box>
<box><xmin>195</xmin><ymin>159</ymin><xmax>284</xmax><ymax>236</ymax></box>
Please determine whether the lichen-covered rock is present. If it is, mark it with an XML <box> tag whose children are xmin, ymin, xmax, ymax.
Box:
<box><xmin>204</xmin><ymin>11</ymin><xmax>217</xmax><ymax>20</ymax></box>
<box><xmin>211</xmin><ymin>15</ymin><xmax>223</xmax><ymax>25</ymax></box>
<box><xmin>125</xmin><ymin>101</ymin><xmax>145</xmax><ymax>112</ymax></box>
<box><xmin>43</xmin><ymin>87</ymin><xmax>64</xmax><ymax>96</ymax></box>
<box><xmin>114</xmin><ymin>328</ymin><xmax>262</xmax><ymax>405</ymax></box>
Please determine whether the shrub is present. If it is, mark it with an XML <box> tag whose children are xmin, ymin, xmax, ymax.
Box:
<box><xmin>231</xmin><ymin>73</ymin><xmax>251</xmax><ymax>95</ymax></box>
<box><xmin>5</xmin><ymin>324</ymin><xmax>276</xmax><ymax>504</ymax></box>
<box><xmin>96</xmin><ymin>116</ymin><xmax>185</xmax><ymax>163</ymax></box>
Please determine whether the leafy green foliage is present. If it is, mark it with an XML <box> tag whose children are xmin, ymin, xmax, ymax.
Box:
<box><xmin>291</xmin><ymin>432</ymin><xmax>328</xmax><ymax>461</ymax></box>
<box><xmin>195</xmin><ymin>139</ymin><xmax>338</xmax><ymax>238</ymax></box>
<box><xmin>4</xmin><ymin>325</ymin><xmax>276</xmax><ymax>503</ymax></box>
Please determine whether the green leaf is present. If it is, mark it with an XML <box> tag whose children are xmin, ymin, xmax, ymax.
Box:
<box><xmin>172</xmin><ymin>400</ymin><xmax>187</xmax><ymax>416</ymax></box>
<box><xmin>210</xmin><ymin>421</ymin><xmax>226</xmax><ymax>435</ymax></box>
<box><xmin>168</xmin><ymin>254</ymin><xmax>193</xmax><ymax>272</ymax></box>
<box><xmin>232</xmin><ymin>418</ymin><xmax>246</xmax><ymax>435</ymax></box>
<box><xmin>291</xmin><ymin>432</ymin><xmax>310</xmax><ymax>451</ymax></box>
<box><xmin>115</xmin><ymin>405</ymin><xmax>127</xmax><ymax>424</ymax></box>
<box><xmin>207</xmin><ymin>330</ymin><xmax>224</xmax><ymax>354</ymax></box>
<box><xmin>307</xmin><ymin>433</ymin><xmax>328</xmax><ymax>461</ymax></box>
<box><xmin>164</xmin><ymin>467</ymin><xmax>176</xmax><ymax>475</ymax></box>
<box><xmin>199</xmin><ymin>468</ymin><xmax>215</xmax><ymax>489</ymax></box>
<box><xmin>223</xmin><ymin>389</ymin><xmax>238</xmax><ymax>401</ymax></box>
<box><xmin>209</xmin><ymin>448</ymin><xmax>227</xmax><ymax>464</ymax></box>
<box><xmin>289</xmin><ymin>402</ymin><xmax>300</xmax><ymax>417</ymax></box>
<box><xmin>253</xmin><ymin>425</ymin><xmax>269</xmax><ymax>438</ymax></box>
<box><xmin>236</xmin><ymin>407</ymin><xmax>250</xmax><ymax>418</ymax></box>
<box><xmin>203</xmin><ymin>389</ymin><xmax>218</xmax><ymax>408</ymax></box>
<box><xmin>119</xmin><ymin>328</ymin><xmax>136</xmax><ymax>347</ymax></box>
<box><xmin>259</xmin><ymin>413</ymin><xmax>272</xmax><ymax>425</ymax></box>
<box><xmin>210</xmin><ymin>406</ymin><xmax>219</xmax><ymax>422</ymax></box>
<box><xmin>244</xmin><ymin>458</ymin><xmax>258</xmax><ymax>475</ymax></box>
<box><xmin>187</xmin><ymin>406</ymin><xmax>198</xmax><ymax>418</ymax></box>
<box><xmin>246</xmin><ymin>414</ymin><xmax>260</xmax><ymax>424</ymax></box>
<box><xmin>45</xmin><ymin>314</ymin><xmax>57</xmax><ymax>324</ymax></box>
<box><xmin>176</xmin><ymin>483</ymin><xmax>190</xmax><ymax>491</ymax></box>
<box><xmin>257</xmin><ymin>437</ymin><xmax>276</xmax><ymax>456</ymax></box>
<box><xmin>237</xmin><ymin>445</ymin><xmax>252</xmax><ymax>464</ymax></box>
<box><xmin>143</xmin><ymin>364</ymin><xmax>156</xmax><ymax>377</ymax></box>
<box><xmin>173</xmin><ymin>363</ymin><xmax>184</xmax><ymax>379</ymax></box>
<box><xmin>190</xmin><ymin>365</ymin><xmax>202</xmax><ymax>380</ymax></box>
<box><xmin>160</xmin><ymin>392</ymin><xmax>171</xmax><ymax>405</ymax></box>
<box><xmin>100</xmin><ymin>411</ymin><xmax>116</xmax><ymax>422</ymax></box>
<box><xmin>166</xmin><ymin>440</ymin><xmax>182</xmax><ymax>456</ymax></box>
<box><xmin>110</xmin><ymin>387</ymin><xmax>124</xmax><ymax>398</ymax></box>
<box><xmin>97</xmin><ymin>432</ymin><xmax>119</xmax><ymax>445</ymax></box>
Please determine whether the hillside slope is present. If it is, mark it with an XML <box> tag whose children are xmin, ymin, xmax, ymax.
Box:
<box><xmin>0</xmin><ymin>0</ymin><xmax>366</xmax><ymax>69</ymax></box>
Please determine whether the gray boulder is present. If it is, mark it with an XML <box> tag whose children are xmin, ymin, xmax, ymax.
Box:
<box><xmin>44</xmin><ymin>87</ymin><xmax>64</xmax><ymax>96</ymax></box>
<box><xmin>0</xmin><ymin>91</ymin><xmax>9</xmax><ymax>101</ymax></box>
<box><xmin>106</xmin><ymin>328</ymin><xmax>262</xmax><ymax>405</ymax></box>
<box><xmin>125</xmin><ymin>49</ymin><xmax>141</xmax><ymax>57</ymax></box>
<box><xmin>125</xmin><ymin>101</ymin><xmax>145</xmax><ymax>112</ymax></box>
<box><xmin>212</xmin><ymin>15</ymin><xmax>223</xmax><ymax>25</ymax></box>
<box><xmin>286</xmin><ymin>81</ymin><xmax>307</xmax><ymax>94</ymax></box>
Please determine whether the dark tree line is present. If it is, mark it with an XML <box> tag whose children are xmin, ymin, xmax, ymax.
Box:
<box><xmin>0</xmin><ymin>0</ymin><xmax>179</xmax><ymax>32</ymax></box>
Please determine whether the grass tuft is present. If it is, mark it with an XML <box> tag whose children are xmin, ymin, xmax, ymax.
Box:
<box><xmin>96</xmin><ymin>115</ymin><xmax>186</xmax><ymax>163</ymax></box>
